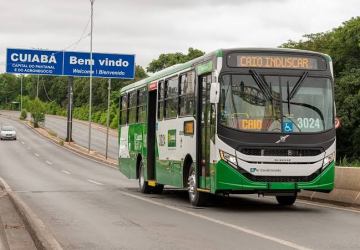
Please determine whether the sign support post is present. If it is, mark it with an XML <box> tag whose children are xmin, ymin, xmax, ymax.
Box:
<box><xmin>66</xmin><ymin>77</ymin><xmax>74</xmax><ymax>142</ymax></box>
<box><xmin>88</xmin><ymin>0</ymin><xmax>95</xmax><ymax>152</ymax></box>
<box><xmin>105</xmin><ymin>78</ymin><xmax>111</xmax><ymax>159</ymax></box>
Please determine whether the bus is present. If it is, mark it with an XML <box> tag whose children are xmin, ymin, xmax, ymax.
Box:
<box><xmin>118</xmin><ymin>48</ymin><xmax>336</xmax><ymax>206</ymax></box>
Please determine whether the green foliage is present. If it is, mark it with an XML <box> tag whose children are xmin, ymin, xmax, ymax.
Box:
<box><xmin>20</xmin><ymin>109</ymin><xmax>27</xmax><ymax>120</ymax></box>
<box><xmin>281</xmin><ymin>16</ymin><xmax>360</xmax><ymax>163</ymax></box>
<box><xmin>29</xmin><ymin>98</ymin><xmax>46</xmax><ymax>128</ymax></box>
<box><xmin>147</xmin><ymin>47</ymin><xmax>205</xmax><ymax>73</ymax></box>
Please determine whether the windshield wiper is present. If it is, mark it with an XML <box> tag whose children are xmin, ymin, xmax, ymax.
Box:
<box><xmin>289</xmin><ymin>72</ymin><xmax>308</xmax><ymax>100</ymax></box>
<box><xmin>249</xmin><ymin>69</ymin><xmax>272</xmax><ymax>101</ymax></box>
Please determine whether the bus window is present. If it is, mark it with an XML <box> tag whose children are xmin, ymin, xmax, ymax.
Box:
<box><xmin>128</xmin><ymin>91</ymin><xmax>137</xmax><ymax>124</ymax></box>
<box><xmin>179</xmin><ymin>71</ymin><xmax>195</xmax><ymax>116</ymax></box>
<box><xmin>137</xmin><ymin>88</ymin><xmax>147</xmax><ymax>123</ymax></box>
<box><xmin>158</xmin><ymin>80</ymin><xmax>164</xmax><ymax>120</ymax></box>
<box><xmin>119</xmin><ymin>94</ymin><xmax>128</xmax><ymax>125</ymax></box>
<box><xmin>164</xmin><ymin>76</ymin><xmax>178</xmax><ymax>119</ymax></box>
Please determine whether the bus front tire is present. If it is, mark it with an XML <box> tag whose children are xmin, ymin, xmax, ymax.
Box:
<box><xmin>139</xmin><ymin>161</ymin><xmax>152</xmax><ymax>194</ymax></box>
<box><xmin>188</xmin><ymin>164</ymin><xmax>208</xmax><ymax>207</ymax></box>
<box><xmin>276</xmin><ymin>194</ymin><xmax>297</xmax><ymax>206</ymax></box>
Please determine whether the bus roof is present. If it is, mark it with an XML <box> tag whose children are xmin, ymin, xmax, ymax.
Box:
<box><xmin>120</xmin><ymin>48</ymin><xmax>330</xmax><ymax>93</ymax></box>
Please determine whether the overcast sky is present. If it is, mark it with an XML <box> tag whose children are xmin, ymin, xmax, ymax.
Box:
<box><xmin>0</xmin><ymin>0</ymin><xmax>358</xmax><ymax>73</ymax></box>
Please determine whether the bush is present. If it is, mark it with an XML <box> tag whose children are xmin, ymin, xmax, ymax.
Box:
<box><xmin>29</xmin><ymin>98</ymin><xmax>46</xmax><ymax>128</ymax></box>
<box><xmin>20</xmin><ymin>109</ymin><xmax>27</xmax><ymax>120</ymax></box>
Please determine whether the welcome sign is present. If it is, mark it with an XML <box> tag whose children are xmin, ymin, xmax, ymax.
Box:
<box><xmin>6</xmin><ymin>48</ymin><xmax>135</xmax><ymax>79</ymax></box>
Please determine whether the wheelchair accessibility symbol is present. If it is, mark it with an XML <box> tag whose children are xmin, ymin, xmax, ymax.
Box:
<box><xmin>283</xmin><ymin>121</ymin><xmax>293</xmax><ymax>133</ymax></box>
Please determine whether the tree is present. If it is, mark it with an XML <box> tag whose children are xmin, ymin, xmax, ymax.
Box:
<box><xmin>281</xmin><ymin>16</ymin><xmax>360</xmax><ymax>162</ymax></box>
<box><xmin>147</xmin><ymin>47</ymin><xmax>205</xmax><ymax>73</ymax></box>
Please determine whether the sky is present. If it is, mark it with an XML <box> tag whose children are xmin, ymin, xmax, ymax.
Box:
<box><xmin>0</xmin><ymin>0</ymin><xmax>359</xmax><ymax>73</ymax></box>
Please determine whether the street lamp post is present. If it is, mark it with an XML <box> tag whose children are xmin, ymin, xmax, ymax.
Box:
<box><xmin>88</xmin><ymin>0</ymin><xmax>95</xmax><ymax>152</ymax></box>
<box><xmin>105</xmin><ymin>78</ymin><xmax>111</xmax><ymax>159</ymax></box>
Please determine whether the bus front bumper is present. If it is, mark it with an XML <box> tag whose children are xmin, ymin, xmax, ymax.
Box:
<box><xmin>210</xmin><ymin>160</ymin><xmax>335</xmax><ymax>194</ymax></box>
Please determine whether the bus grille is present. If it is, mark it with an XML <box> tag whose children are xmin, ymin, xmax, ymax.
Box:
<box><xmin>243</xmin><ymin>172</ymin><xmax>319</xmax><ymax>183</ymax></box>
<box><xmin>239</xmin><ymin>148</ymin><xmax>322</xmax><ymax>157</ymax></box>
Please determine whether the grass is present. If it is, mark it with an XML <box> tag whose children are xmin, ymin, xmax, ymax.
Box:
<box><xmin>338</xmin><ymin>157</ymin><xmax>360</xmax><ymax>167</ymax></box>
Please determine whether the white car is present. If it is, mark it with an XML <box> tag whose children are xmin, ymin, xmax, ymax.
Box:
<box><xmin>0</xmin><ymin>126</ymin><xmax>17</xmax><ymax>140</ymax></box>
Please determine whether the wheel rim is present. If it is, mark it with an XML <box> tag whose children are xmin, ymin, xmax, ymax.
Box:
<box><xmin>139</xmin><ymin>162</ymin><xmax>145</xmax><ymax>188</ymax></box>
<box><xmin>188</xmin><ymin>168</ymin><xmax>196</xmax><ymax>201</ymax></box>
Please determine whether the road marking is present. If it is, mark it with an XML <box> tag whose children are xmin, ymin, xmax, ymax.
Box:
<box><xmin>120</xmin><ymin>191</ymin><xmax>311</xmax><ymax>250</ymax></box>
<box><xmin>87</xmin><ymin>179</ymin><xmax>104</xmax><ymax>185</ymax></box>
<box><xmin>45</xmin><ymin>160</ymin><xmax>53</xmax><ymax>166</ymax></box>
<box><xmin>21</xmin><ymin>141</ymin><xmax>25</xmax><ymax>145</ymax></box>
<box><xmin>297</xmin><ymin>200</ymin><xmax>360</xmax><ymax>214</ymax></box>
<box><xmin>61</xmin><ymin>170</ymin><xmax>71</xmax><ymax>175</ymax></box>
<box><xmin>34</xmin><ymin>153</ymin><xmax>40</xmax><ymax>157</ymax></box>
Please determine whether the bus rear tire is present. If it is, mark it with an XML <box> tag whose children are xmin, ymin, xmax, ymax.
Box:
<box><xmin>139</xmin><ymin>161</ymin><xmax>152</xmax><ymax>194</ymax></box>
<box><xmin>276</xmin><ymin>194</ymin><xmax>297</xmax><ymax>206</ymax></box>
<box><xmin>188</xmin><ymin>164</ymin><xmax>208</xmax><ymax>207</ymax></box>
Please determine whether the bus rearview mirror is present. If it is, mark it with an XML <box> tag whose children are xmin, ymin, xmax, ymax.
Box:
<box><xmin>210</xmin><ymin>82</ymin><xmax>220</xmax><ymax>104</ymax></box>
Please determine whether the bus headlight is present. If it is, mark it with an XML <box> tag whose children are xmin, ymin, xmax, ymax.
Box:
<box><xmin>322</xmin><ymin>152</ymin><xmax>335</xmax><ymax>170</ymax></box>
<box><xmin>219</xmin><ymin>150</ymin><xmax>238</xmax><ymax>168</ymax></box>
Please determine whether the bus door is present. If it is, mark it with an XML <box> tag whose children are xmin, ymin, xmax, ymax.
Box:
<box><xmin>197</xmin><ymin>73</ymin><xmax>213</xmax><ymax>190</ymax></box>
<box><xmin>147</xmin><ymin>86</ymin><xmax>157</xmax><ymax>180</ymax></box>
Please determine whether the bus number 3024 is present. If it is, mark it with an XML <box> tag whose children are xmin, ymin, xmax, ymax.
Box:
<box><xmin>297</xmin><ymin>117</ymin><xmax>320</xmax><ymax>129</ymax></box>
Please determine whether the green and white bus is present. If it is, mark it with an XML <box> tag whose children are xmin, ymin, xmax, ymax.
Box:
<box><xmin>118</xmin><ymin>48</ymin><xmax>336</xmax><ymax>206</ymax></box>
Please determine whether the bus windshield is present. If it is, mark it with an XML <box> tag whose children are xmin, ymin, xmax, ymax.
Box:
<box><xmin>219</xmin><ymin>74</ymin><xmax>334</xmax><ymax>133</ymax></box>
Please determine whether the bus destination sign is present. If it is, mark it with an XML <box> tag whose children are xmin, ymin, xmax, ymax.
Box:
<box><xmin>238</xmin><ymin>55</ymin><xmax>317</xmax><ymax>69</ymax></box>
<box><xmin>228</xmin><ymin>53</ymin><xmax>325</xmax><ymax>70</ymax></box>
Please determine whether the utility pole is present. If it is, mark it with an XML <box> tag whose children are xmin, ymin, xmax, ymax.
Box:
<box><xmin>105</xmin><ymin>78</ymin><xmax>111</xmax><ymax>159</ymax></box>
<box><xmin>66</xmin><ymin>77</ymin><xmax>74</xmax><ymax>142</ymax></box>
<box><xmin>88</xmin><ymin>0</ymin><xmax>95</xmax><ymax>152</ymax></box>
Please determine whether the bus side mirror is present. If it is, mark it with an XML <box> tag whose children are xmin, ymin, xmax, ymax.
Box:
<box><xmin>210</xmin><ymin>82</ymin><xmax>220</xmax><ymax>104</ymax></box>
<box><xmin>335</xmin><ymin>117</ymin><xmax>341</xmax><ymax>129</ymax></box>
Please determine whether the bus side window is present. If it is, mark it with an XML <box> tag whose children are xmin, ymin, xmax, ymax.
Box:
<box><xmin>179</xmin><ymin>71</ymin><xmax>195</xmax><ymax>116</ymax></box>
<box><xmin>119</xmin><ymin>94</ymin><xmax>128</xmax><ymax>126</ymax></box>
<box><xmin>128</xmin><ymin>91</ymin><xmax>137</xmax><ymax>124</ymax></box>
<box><xmin>164</xmin><ymin>76</ymin><xmax>178</xmax><ymax>119</ymax></box>
<box><xmin>158</xmin><ymin>81</ymin><xmax>164</xmax><ymax>120</ymax></box>
<box><xmin>137</xmin><ymin>88</ymin><xmax>147</xmax><ymax>123</ymax></box>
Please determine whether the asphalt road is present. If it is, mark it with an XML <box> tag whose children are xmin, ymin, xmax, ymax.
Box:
<box><xmin>0</xmin><ymin>115</ymin><xmax>360</xmax><ymax>249</ymax></box>
<box><xmin>0</xmin><ymin>110</ymin><xmax>118</xmax><ymax>159</ymax></box>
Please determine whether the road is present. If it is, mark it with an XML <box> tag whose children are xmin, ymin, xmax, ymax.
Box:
<box><xmin>0</xmin><ymin>115</ymin><xmax>360</xmax><ymax>249</ymax></box>
<box><xmin>0</xmin><ymin>110</ymin><xmax>118</xmax><ymax>159</ymax></box>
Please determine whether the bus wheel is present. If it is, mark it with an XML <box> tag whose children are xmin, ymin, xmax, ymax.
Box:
<box><xmin>139</xmin><ymin>161</ymin><xmax>151</xmax><ymax>194</ymax></box>
<box><xmin>276</xmin><ymin>194</ymin><xmax>297</xmax><ymax>206</ymax></box>
<box><xmin>188</xmin><ymin>164</ymin><xmax>208</xmax><ymax>207</ymax></box>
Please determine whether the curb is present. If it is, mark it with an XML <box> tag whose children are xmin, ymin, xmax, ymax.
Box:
<box><xmin>0</xmin><ymin>178</ymin><xmax>63</xmax><ymax>250</ymax></box>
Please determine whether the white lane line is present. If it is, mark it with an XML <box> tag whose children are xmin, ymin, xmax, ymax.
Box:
<box><xmin>45</xmin><ymin>160</ymin><xmax>53</xmax><ymax>166</ymax></box>
<box><xmin>61</xmin><ymin>170</ymin><xmax>71</xmax><ymax>175</ymax></box>
<box><xmin>87</xmin><ymin>179</ymin><xmax>104</xmax><ymax>186</ymax></box>
<box><xmin>120</xmin><ymin>191</ymin><xmax>311</xmax><ymax>250</ymax></box>
<box><xmin>297</xmin><ymin>200</ymin><xmax>360</xmax><ymax>214</ymax></box>
<box><xmin>34</xmin><ymin>153</ymin><xmax>40</xmax><ymax>157</ymax></box>
<box><xmin>21</xmin><ymin>141</ymin><xmax>25</xmax><ymax>145</ymax></box>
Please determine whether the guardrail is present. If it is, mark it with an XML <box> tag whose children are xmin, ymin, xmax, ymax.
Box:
<box><xmin>300</xmin><ymin>167</ymin><xmax>360</xmax><ymax>207</ymax></box>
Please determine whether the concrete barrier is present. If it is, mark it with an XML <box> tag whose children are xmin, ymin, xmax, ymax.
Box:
<box><xmin>299</xmin><ymin>167</ymin><xmax>360</xmax><ymax>207</ymax></box>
